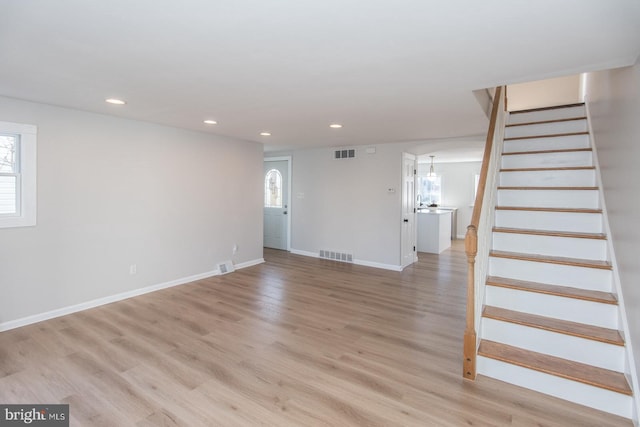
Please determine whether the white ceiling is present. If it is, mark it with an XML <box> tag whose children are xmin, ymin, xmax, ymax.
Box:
<box><xmin>1</xmin><ymin>1</ymin><xmax>639</xmax><ymax>152</ymax></box>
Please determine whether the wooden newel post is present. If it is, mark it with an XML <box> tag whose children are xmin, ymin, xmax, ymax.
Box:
<box><xmin>463</xmin><ymin>224</ymin><xmax>478</xmax><ymax>380</ymax></box>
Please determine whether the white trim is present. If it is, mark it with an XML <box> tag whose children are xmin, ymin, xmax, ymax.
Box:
<box><xmin>356</xmin><ymin>258</ymin><xmax>403</xmax><ymax>272</ymax></box>
<box><xmin>290</xmin><ymin>248</ymin><xmax>320</xmax><ymax>258</ymax></box>
<box><xmin>235</xmin><ymin>258</ymin><xmax>265</xmax><ymax>269</ymax></box>
<box><xmin>0</xmin><ymin>257</ymin><xmax>264</xmax><ymax>332</ymax></box>
<box><xmin>264</xmin><ymin>156</ymin><xmax>292</xmax><ymax>251</ymax></box>
<box><xmin>290</xmin><ymin>248</ymin><xmax>402</xmax><ymax>272</ymax></box>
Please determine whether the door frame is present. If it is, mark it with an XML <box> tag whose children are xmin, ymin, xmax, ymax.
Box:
<box><xmin>264</xmin><ymin>156</ymin><xmax>292</xmax><ymax>251</ymax></box>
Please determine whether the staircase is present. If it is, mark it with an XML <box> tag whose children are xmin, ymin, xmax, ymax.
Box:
<box><xmin>475</xmin><ymin>103</ymin><xmax>635</xmax><ymax>418</ymax></box>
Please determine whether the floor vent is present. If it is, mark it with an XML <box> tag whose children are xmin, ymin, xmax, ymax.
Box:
<box><xmin>217</xmin><ymin>260</ymin><xmax>235</xmax><ymax>275</ymax></box>
<box><xmin>319</xmin><ymin>250</ymin><xmax>353</xmax><ymax>263</ymax></box>
<box><xmin>334</xmin><ymin>149</ymin><xmax>356</xmax><ymax>159</ymax></box>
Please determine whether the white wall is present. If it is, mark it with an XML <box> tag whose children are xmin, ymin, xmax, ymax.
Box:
<box><xmin>274</xmin><ymin>139</ymin><xmax>482</xmax><ymax>268</ymax></box>
<box><xmin>418</xmin><ymin>161</ymin><xmax>481</xmax><ymax>238</ymax></box>
<box><xmin>585</xmin><ymin>60</ymin><xmax>640</xmax><ymax>403</ymax></box>
<box><xmin>508</xmin><ymin>74</ymin><xmax>581</xmax><ymax>111</ymax></box>
<box><xmin>283</xmin><ymin>142</ymin><xmax>414</xmax><ymax>269</ymax></box>
<box><xmin>0</xmin><ymin>96</ymin><xmax>264</xmax><ymax>327</ymax></box>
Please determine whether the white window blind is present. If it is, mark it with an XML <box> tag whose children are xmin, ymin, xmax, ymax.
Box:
<box><xmin>0</xmin><ymin>134</ymin><xmax>19</xmax><ymax>215</ymax></box>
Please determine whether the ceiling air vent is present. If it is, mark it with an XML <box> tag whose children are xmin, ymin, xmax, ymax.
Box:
<box><xmin>334</xmin><ymin>149</ymin><xmax>355</xmax><ymax>159</ymax></box>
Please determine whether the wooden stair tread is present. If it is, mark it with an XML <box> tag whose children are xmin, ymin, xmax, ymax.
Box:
<box><xmin>506</xmin><ymin>117</ymin><xmax>587</xmax><ymax>127</ymax></box>
<box><xmin>482</xmin><ymin>306</ymin><xmax>624</xmax><ymax>346</ymax></box>
<box><xmin>493</xmin><ymin>227</ymin><xmax>606</xmax><ymax>240</ymax></box>
<box><xmin>502</xmin><ymin>147</ymin><xmax>591</xmax><ymax>156</ymax></box>
<box><xmin>490</xmin><ymin>250</ymin><xmax>612</xmax><ymax>270</ymax></box>
<box><xmin>500</xmin><ymin>166</ymin><xmax>595</xmax><ymax>172</ymax></box>
<box><xmin>498</xmin><ymin>186</ymin><xmax>598</xmax><ymax>191</ymax></box>
<box><xmin>478</xmin><ymin>340</ymin><xmax>632</xmax><ymax>395</ymax></box>
<box><xmin>486</xmin><ymin>276</ymin><xmax>617</xmax><ymax>304</ymax></box>
<box><xmin>496</xmin><ymin>206</ymin><xmax>602</xmax><ymax>214</ymax></box>
<box><xmin>504</xmin><ymin>131</ymin><xmax>588</xmax><ymax>141</ymax></box>
<box><xmin>509</xmin><ymin>103</ymin><xmax>585</xmax><ymax>114</ymax></box>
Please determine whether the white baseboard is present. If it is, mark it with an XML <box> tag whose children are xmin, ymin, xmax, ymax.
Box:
<box><xmin>235</xmin><ymin>258</ymin><xmax>265</xmax><ymax>269</ymax></box>
<box><xmin>290</xmin><ymin>248</ymin><xmax>402</xmax><ymax>272</ymax></box>
<box><xmin>355</xmin><ymin>259</ymin><xmax>403</xmax><ymax>272</ymax></box>
<box><xmin>289</xmin><ymin>248</ymin><xmax>318</xmax><ymax>258</ymax></box>
<box><xmin>0</xmin><ymin>257</ymin><xmax>265</xmax><ymax>332</ymax></box>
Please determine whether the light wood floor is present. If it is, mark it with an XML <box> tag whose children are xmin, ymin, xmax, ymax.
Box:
<box><xmin>0</xmin><ymin>242</ymin><xmax>631</xmax><ymax>426</ymax></box>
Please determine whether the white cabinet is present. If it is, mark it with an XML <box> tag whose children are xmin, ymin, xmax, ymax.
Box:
<box><xmin>417</xmin><ymin>210</ymin><xmax>452</xmax><ymax>254</ymax></box>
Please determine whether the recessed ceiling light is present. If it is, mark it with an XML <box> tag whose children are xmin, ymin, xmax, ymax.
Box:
<box><xmin>203</xmin><ymin>120</ymin><xmax>217</xmax><ymax>125</ymax></box>
<box><xmin>329</xmin><ymin>123</ymin><xmax>343</xmax><ymax>128</ymax></box>
<box><xmin>105</xmin><ymin>98</ymin><xmax>126</xmax><ymax>105</ymax></box>
<box><xmin>260</xmin><ymin>132</ymin><xmax>271</xmax><ymax>136</ymax></box>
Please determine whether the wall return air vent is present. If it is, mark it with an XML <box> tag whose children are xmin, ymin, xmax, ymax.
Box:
<box><xmin>218</xmin><ymin>260</ymin><xmax>235</xmax><ymax>275</ymax></box>
<box><xmin>334</xmin><ymin>149</ymin><xmax>355</xmax><ymax>159</ymax></box>
<box><xmin>319</xmin><ymin>250</ymin><xmax>353</xmax><ymax>263</ymax></box>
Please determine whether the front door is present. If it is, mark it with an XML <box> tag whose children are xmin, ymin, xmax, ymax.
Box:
<box><xmin>401</xmin><ymin>152</ymin><xmax>417</xmax><ymax>267</ymax></box>
<box><xmin>263</xmin><ymin>159</ymin><xmax>289</xmax><ymax>250</ymax></box>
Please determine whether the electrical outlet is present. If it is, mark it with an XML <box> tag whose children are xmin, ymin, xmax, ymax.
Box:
<box><xmin>129</xmin><ymin>264</ymin><xmax>137</xmax><ymax>275</ymax></box>
<box><xmin>233</xmin><ymin>244</ymin><xmax>238</xmax><ymax>254</ymax></box>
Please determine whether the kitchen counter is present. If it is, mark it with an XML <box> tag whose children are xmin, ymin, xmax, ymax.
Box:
<box><xmin>418</xmin><ymin>209</ymin><xmax>449</xmax><ymax>214</ymax></box>
<box><xmin>417</xmin><ymin>210</ymin><xmax>452</xmax><ymax>253</ymax></box>
<box><xmin>418</xmin><ymin>206</ymin><xmax>458</xmax><ymax>239</ymax></box>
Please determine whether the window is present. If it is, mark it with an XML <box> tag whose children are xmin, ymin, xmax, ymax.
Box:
<box><xmin>0</xmin><ymin>121</ymin><xmax>37</xmax><ymax>228</ymax></box>
<box><xmin>418</xmin><ymin>175</ymin><xmax>442</xmax><ymax>207</ymax></box>
<box><xmin>264</xmin><ymin>169</ymin><xmax>282</xmax><ymax>208</ymax></box>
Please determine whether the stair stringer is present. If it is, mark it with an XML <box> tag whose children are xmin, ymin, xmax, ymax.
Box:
<box><xmin>585</xmin><ymin>100</ymin><xmax>640</xmax><ymax>423</ymax></box>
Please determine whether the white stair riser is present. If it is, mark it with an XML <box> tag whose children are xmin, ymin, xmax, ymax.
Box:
<box><xmin>477</xmin><ymin>357</ymin><xmax>632</xmax><ymax>419</ymax></box>
<box><xmin>501</xmin><ymin>151</ymin><xmax>593</xmax><ymax>169</ymax></box>
<box><xmin>508</xmin><ymin>106</ymin><xmax>586</xmax><ymax>125</ymax></box>
<box><xmin>505</xmin><ymin>120</ymin><xmax>587</xmax><ymax>138</ymax></box>
<box><xmin>499</xmin><ymin>169</ymin><xmax>596</xmax><ymax>187</ymax></box>
<box><xmin>488</xmin><ymin>257</ymin><xmax>612</xmax><ymax>292</ymax></box>
<box><xmin>483</xmin><ymin>106</ymin><xmax>635</xmax><ymax>421</ymax></box>
<box><xmin>484</xmin><ymin>286</ymin><xmax>618</xmax><ymax>328</ymax></box>
<box><xmin>492</xmin><ymin>232</ymin><xmax>607</xmax><ymax>260</ymax></box>
<box><xmin>497</xmin><ymin>189</ymin><xmax>600</xmax><ymax>209</ymax></box>
<box><xmin>480</xmin><ymin>318</ymin><xmax>625</xmax><ymax>371</ymax></box>
<box><xmin>503</xmin><ymin>134</ymin><xmax>590</xmax><ymax>153</ymax></box>
<box><xmin>494</xmin><ymin>210</ymin><xmax>603</xmax><ymax>233</ymax></box>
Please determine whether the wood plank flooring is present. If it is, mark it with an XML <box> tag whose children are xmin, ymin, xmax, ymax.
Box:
<box><xmin>0</xmin><ymin>242</ymin><xmax>632</xmax><ymax>426</ymax></box>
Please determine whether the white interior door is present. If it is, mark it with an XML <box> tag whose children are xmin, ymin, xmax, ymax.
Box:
<box><xmin>264</xmin><ymin>159</ymin><xmax>289</xmax><ymax>250</ymax></box>
<box><xmin>401</xmin><ymin>153</ymin><xmax>417</xmax><ymax>267</ymax></box>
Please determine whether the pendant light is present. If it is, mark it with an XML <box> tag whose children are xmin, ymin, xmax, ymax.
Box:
<box><xmin>427</xmin><ymin>155</ymin><xmax>436</xmax><ymax>181</ymax></box>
